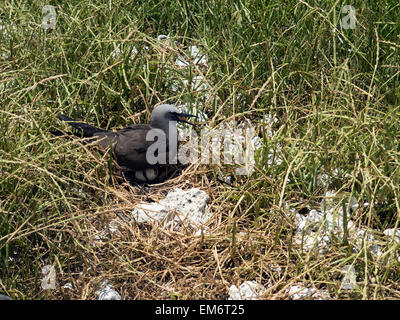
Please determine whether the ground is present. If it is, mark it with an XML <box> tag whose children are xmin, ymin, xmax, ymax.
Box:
<box><xmin>0</xmin><ymin>0</ymin><xmax>400</xmax><ymax>299</ymax></box>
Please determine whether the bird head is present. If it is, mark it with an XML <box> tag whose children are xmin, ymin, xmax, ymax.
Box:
<box><xmin>150</xmin><ymin>104</ymin><xmax>197</xmax><ymax>129</ymax></box>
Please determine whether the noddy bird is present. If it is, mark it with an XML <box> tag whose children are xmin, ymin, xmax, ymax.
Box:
<box><xmin>55</xmin><ymin>104</ymin><xmax>197</xmax><ymax>182</ymax></box>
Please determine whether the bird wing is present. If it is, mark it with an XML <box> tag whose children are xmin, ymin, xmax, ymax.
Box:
<box><xmin>57</xmin><ymin>115</ymin><xmax>172</xmax><ymax>171</ymax></box>
<box><xmin>112</xmin><ymin>125</ymin><xmax>163</xmax><ymax>170</ymax></box>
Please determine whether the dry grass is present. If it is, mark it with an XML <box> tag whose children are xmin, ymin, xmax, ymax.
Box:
<box><xmin>1</xmin><ymin>0</ymin><xmax>400</xmax><ymax>300</ymax></box>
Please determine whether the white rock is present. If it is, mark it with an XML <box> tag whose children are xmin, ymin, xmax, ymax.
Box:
<box><xmin>262</xmin><ymin>114</ymin><xmax>278</xmax><ymax>137</ymax></box>
<box><xmin>348</xmin><ymin>196</ymin><xmax>359</xmax><ymax>211</ymax></box>
<box><xmin>218</xmin><ymin>118</ymin><xmax>280</xmax><ymax>168</ymax></box>
<box><xmin>321</xmin><ymin>191</ymin><xmax>337</xmax><ymax>210</ymax></box>
<box><xmin>353</xmin><ymin>228</ymin><xmax>382</xmax><ymax>257</ymax></box>
<box><xmin>188</xmin><ymin>45</ymin><xmax>208</xmax><ymax>65</ymax></box>
<box><xmin>96</xmin><ymin>281</ymin><xmax>121</xmax><ymax>300</ymax></box>
<box><xmin>219</xmin><ymin>172</ymin><xmax>232</xmax><ymax>184</ymax></box>
<box><xmin>175</xmin><ymin>56</ymin><xmax>190</xmax><ymax>67</ymax></box>
<box><xmin>296</xmin><ymin>209</ymin><xmax>325</xmax><ymax>234</ymax></box>
<box><xmin>296</xmin><ymin>207</ymin><xmax>356</xmax><ymax>238</ymax></box>
<box><xmin>111</xmin><ymin>46</ymin><xmax>138</xmax><ymax>62</ymax></box>
<box><xmin>92</xmin><ymin>219</ymin><xmax>122</xmax><ymax>246</ymax></box>
<box><xmin>130</xmin><ymin>46</ymin><xmax>138</xmax><ymax>58</ymax></box>
<box><xmin>183</xmin><ymin>75</ymin><xmax>210</xmax><ymax>100</ymax></box>
<box><xmin>41</xmin><ymin>265</ymin><xmax>56</xmax><ymax>290</ymax></box>
<box><xmin>369</xmin><ymin>244</ymin><xmax>382</xmax><ymax>257</ymax></box>
<box><xmin>72</xmin><ymin>187</ymin><xmax>87</xmax><ymax>199</ymax></box>
<box><xmin>383</xmin><ymin>228</ymin><xmax>400</xmax><ymax>243</ymax></box>
<box><xmin>130</xmin><ymin>188</ymin><xmax>211</xmax><ymax>234</ymax></box>
<box><xmin>341</xmin><ymin>265</ymin><xmax>357</xmax><ymax>290</ymax></box>
<box><xmin>318</xmin><ymin>173</ymin><xmax>331</xmax><ymax>189</ymax></box>
<box><xmin>263</xmin><ymin>113</ymin><xmax>278</xmax><ymax>125</ymax></box>
<box><xmin>270</xmin><ymin>265</ymin><xmax>283</xmax><ymax>274</ymax></box>
<box><xmin>160</xmin><ymin>282</ymin><xmax>176</xmax><ymax>298</ymax></box>
<box><xmin>111</xmin><ymin>47</ymin><xmax>121</xmax><ymax>60</ymax></box>
<box><xmin>131</xmin><ymin>202</ymin><xmax>169</xmax><ymax>224</ymax></box>
<box><xmin>326</xmin><ymin>208</ymin><xmax>356</xmax><ymax>235</ymax></box>
<box><xmin>294</xmin><ymin>202</ymin><xmax>360</xmax><ymax>254</ymax></box>
<box><xmin>228</xmin><ymin>281</ymin><xmax>266</xmax><ymax>300</ymax></box>
<box><xmin>175</xmin><ymin>45</ymin><xmax>208</xmax><ymax>67</ymax></box>
<box><xmin>194</xmin><ymin>226</ymin><xmax>210</xmax><ymax>236</ymax></box>
<box><xmin>318</xmin><ymin>170</ymin><xmax>352</xmax><ymax>189</ymax></box>
<box><xmin>321</xmin><ymin>192</ymin><xmax>360</xmax><ymax>213</ymax></box>
<box><xmin>170</xmin><ymin>80</ymin><xmax>181</xmax><ymax>92</ymax></box>
<box><xmin>106</xmin><ymin>219</ymin><xmax>120</xmax><ymax>234</ymax></box>
<box><xmin>287</xmin><ymin>285</ymin><xmax>330</xmax><ymax>300</ymax></box>
<box><xmin>251</xmin><ymin>136</ymin><xmax>263</xmax><ymax>151</ymax></box>
<box><xmin>62</xmin><ymin>283</ymin><xmax>73</xmax><ymax>290</ymax></box>
<box><xmin>293</xmin><ymin>233</ymin><xmax>330</xmax><ymax>254</ymax></box>
<box><xmin>160</xmin><ymin>188</ymin><xmax>211</xmax><ymax>231</ymax></box>
<box><xmin>287</xmin><ymin>285</ymin><xmax>316</xmax><ymax>300</ymax></box>
<box><xmin>157</xmin><ymin>34</ymin><xmax>179</xmax><ymax>48</ymax></box>
<box><xmin>266</xmin><ymin>144</ymin><xmax>283</xmax><ymax>166</ymax></box>
<box><xmin>157</xmin><ymin>34</ymin><xmax>169</xmax><ymax>41</ymax></box>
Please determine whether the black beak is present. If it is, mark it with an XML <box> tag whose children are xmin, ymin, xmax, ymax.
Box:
<box><xmin>174</xmin><ymin>112</ymin><xmax>198</xmax><ymax>125</ymax></box>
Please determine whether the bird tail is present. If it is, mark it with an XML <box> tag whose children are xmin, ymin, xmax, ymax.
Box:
<box><xmin>57</xmin><ymin>114</ymin><xmax>107</xmax><ymax>138</ymax></box>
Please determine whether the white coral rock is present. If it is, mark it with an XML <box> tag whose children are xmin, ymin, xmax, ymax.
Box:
<box><xmin>228</xmin><ymin>281</ymin><xmax>266</xmax><ymax>300</ymax></box>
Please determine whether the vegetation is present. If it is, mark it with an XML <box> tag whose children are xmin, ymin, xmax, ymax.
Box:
<box><xmin>0</xmin><ymin>0</ymin><xmax>399</xmax><ymax>299</ymax></box>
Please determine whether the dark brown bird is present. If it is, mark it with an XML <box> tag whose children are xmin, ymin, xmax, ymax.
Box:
<box><xmin>56</xmin><ymin>104</ymin><xmax>196</xmax><ymax>181</ymax></box>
